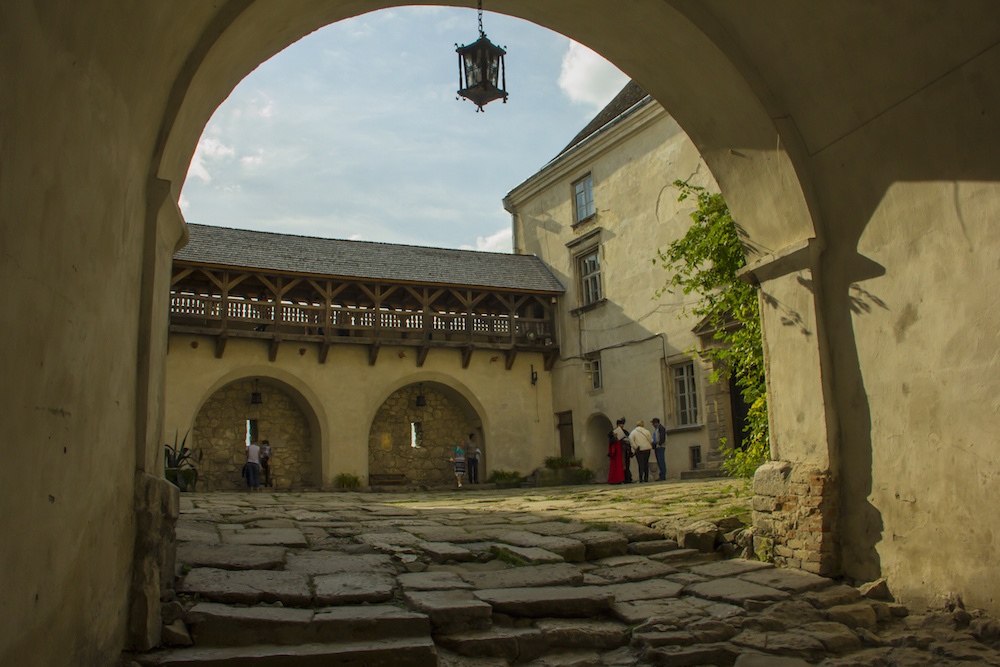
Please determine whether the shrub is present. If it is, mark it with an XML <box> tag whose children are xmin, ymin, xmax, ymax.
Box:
<box><xmin>543</xmin><ymin>456</ymin><xmax>582</xmax><ymax>469</ymax></box>
<box><xmin>333</xmin><ymin>472</ymin><xmax>361</xmax><ymax>489</ymax></box>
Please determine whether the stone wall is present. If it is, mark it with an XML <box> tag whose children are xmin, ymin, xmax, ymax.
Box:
<box><xmin>752</xmin><ymin>460</ymin><xmax>840</xmax><ymax>576</ymax></box>
<box><xmin>191</xmin><ymin>379</ymin><xmax>313</xmax><ymax>491</ymax></box>
<box><xmin>368</xmin><ymin>384</ymin><xmax>476</xmax><ymax>486</ymax></box>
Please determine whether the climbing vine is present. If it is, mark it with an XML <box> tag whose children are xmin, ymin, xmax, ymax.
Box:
<box><xmin>655</xmin><ymin>181</ymin><xmax>769</xmax><ymax>478</ymax></box>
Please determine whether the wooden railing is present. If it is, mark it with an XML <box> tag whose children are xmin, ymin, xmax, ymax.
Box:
<box><xmin>168</xmin><ymin>292</ymin><xmax>555</xmax><ymax>348</ymax></box>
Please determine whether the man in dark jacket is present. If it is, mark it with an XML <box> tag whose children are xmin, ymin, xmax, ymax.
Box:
<box><xmin>651</xmin><ymin>418</ymin><xmax>668</xmax><ymax>481</ymax></box>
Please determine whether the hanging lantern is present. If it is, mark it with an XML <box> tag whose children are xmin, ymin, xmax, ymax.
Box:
<box><xmin>250</xmin><ymin>379</ymin><xmax>262</xmax><ymax>405</ymax></box>
<box><xmin>415</xmin><ymin>384</ymin><xmax>427</xmax><ymax>407</ymax></box>
<box><xmin>456</xmin><ymin>0</ymin><xmax>507</xmax><ymax>112</ymax></box>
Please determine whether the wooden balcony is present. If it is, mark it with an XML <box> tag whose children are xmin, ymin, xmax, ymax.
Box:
<box><xmin>169</xmin><ymin>263</ymin><xmax>560</xmax><ymax>368</ymax></box>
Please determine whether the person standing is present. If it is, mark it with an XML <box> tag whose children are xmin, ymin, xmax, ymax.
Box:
<box><xmin>651</xmin><ymin>418</ymin><xmax>668</xmax><ymax>481</ymax></box>
<box><xmin>260</xmin><ymin>439</ymin><xmax>273</xmax><ymax>488</ymax></box>
<box><xmin>465</xmin><ymin>433</ymin><xmax>482</xmax><ymax>484</ymax></box>
<box><xmin>630</xmin><ymin>420</ymin><xmax>654</xmax><ymax>483</ymax></box>
<box><xmin>606</xmin><ymin>430</ymin><xmax>625</xmax><ymax>484</ymax></box>
<box><xmin>451</xmin><ymin>440</ymin><xmax>467</xmax><ymax>489</ymax></box>
<box><xmin>613</xmin><ymin>418</ymin><xmax>633</xmax><ymax>483</ymax></box>
<box><xmin>245</xmin><ymin>440</ymin><xmax>261</xmax><ymax>492</ymax></box>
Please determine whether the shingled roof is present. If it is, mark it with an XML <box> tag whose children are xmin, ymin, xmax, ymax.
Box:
<box><xmin>556</xmin><ymin>80</ymin><xmax>651</xmax><ymax>159</ymax></box>
<box><xmin>176</xmin><ymin>223</ymin><xmax>564</xmax><ymax>293</ymax></box>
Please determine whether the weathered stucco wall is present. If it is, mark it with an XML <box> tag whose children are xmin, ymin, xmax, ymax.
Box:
<box><xmin>5</xmin><ymin>2</ymin><xmax>1000</xmax><ymax>663</ymax></box>
<box><xmin>508</xmin><ymin>104</ymin><xmax>731</xmax><ymax>481</ymax></box>
<box><xmin>165</xmin><ymin>335</ymin><xmax>557</xmax><ymax>486</ymax></box>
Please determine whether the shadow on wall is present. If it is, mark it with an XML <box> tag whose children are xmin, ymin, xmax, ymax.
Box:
<box><xmin>191</xmin><ymin>378</ymin><xmax>314</xmax><ymax>491</ymax></box>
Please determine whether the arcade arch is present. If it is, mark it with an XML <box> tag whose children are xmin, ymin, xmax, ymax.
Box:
<box><xmin>368</xmin><ymin>381</ymin><xmax>484</xmax><ymax>486</ymax></box>
<box><xmin>191</xmin><ymin>376</ymin><xmax>320</xmax><ymax>490</ymax></box>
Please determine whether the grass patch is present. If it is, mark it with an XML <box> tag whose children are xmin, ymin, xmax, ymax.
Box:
<box><xmin>333</xmin><ymin>472</ymin><xmax>361</xmax><ymax>489</ymax></box>
<box><xmin>490</xmin><ymin>545</ymin><xmax>528</xmax><ymax>567</ymax></box>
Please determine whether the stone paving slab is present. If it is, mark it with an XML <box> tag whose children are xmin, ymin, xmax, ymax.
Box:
<box><xmin>313</xmin><ymin>572</ymin><xmax>395</xmax><ymax>605</ymax></box>
<box><xmin>403</xmin><ymin>590</ymin><xmax>494</xmax><ymax>633</ymax></box>
<box><xmin>462</xmin><ymin>563</ymin><xmax>584</xmax><ymax>590</ymax></box>
<box><xmin>490</xmin><ymin>543</ymin><xmax>565</xmax><ymax>565</ymax></box>
<box><xmin>219</xmin><ymin>527</ymin><xmax>309</xmax><ymax>548</ymax></box>
<box><xmin>493</xmin><ymin>531</ymin><xmax>586</xmax><ymax>562</ymax></box>
<box><xmin>587</xmin><ymin>556</ymin><xmax>678</xmax><ymax>584</ymax></box>
<box><xmin>607</xmin><ymin>578</ymin><xmax>685</xmax><ymax>602</ymax></box>
<box><xmin>404</xmin><ymin>525</ymin><xmax>479</xmax><ymax>543</ymax></box>
<box><xmin>571</xmin><ymin>531</ymin><xmax>629</xmax><ymax>560</ymax></box>
<box><xmin>185</xmin><ymin>602</ymin><xmax>315</xmax><ymax>646</ymax></box>
<box><xmin>474</xmin><ymin>585</ymin><xmax>615</xmax><ymax>618</ymax></box>
<box><xmin>284</xmin><ymin>551</ymin><xmax>395</xmax><ymax>575</ymax></box>
<box><xmin>175</xmin><ymin>543</ymin><xmax>286</xmax><ymax>570</ymax></box>
<box><xmin>399</xmin><ymin>571</ymin><xmax>473</xmax><ymax>591</ymax></box>
<box><xmin>603</xmin><ymin>522</ymin><xmax>666</xmax><ymax>542</ymax></box>
<box><xmin>132</xmin><ymin>637</ymin><xmax>438</xmax><ymax>667</ymax></box>
<box><xmin>517</xmin><ymin>521</ymin><xmax>590</xmax><ymax>536</ymax></box>
<box><xmin>689</xmin><ymin>559</ymin><xmax>774</xmax><ymax>578</ymax></box>
<box><xmin>175</xmin><ymin>522</ymin><xmax>220</xmax><ymax>544</ymax></box>
<box><xmin>535</xmin><ymin>619</ymin><xmax>630</xmax><ymax>650</ymax></box>
<box><xmin>738</xmin><ymin>566</ymin><xmax>835</xmax><ymax>593</ymax></box>
<box><xmin>178</xmin><ymin>567</ymin><xmax>312</xmax><ymax>606</ymax></box>
<box><xmin>627</xmin><ymin>539</ymin><xmax>680</xmax><ymax>556</ymax></box>
<box><xmin>419</xmin><ymin>541</ymin><xmax>476</xmax><ymax>563</ymax></box>
<box><xmin>435</xmin><ymin>627</ymin><xmax>546</xmax><ymax>662</ymax></box>
<box><xmin>684</xmin><ymin>578</ymin><xmax>790</xmax><ymax>605</ymax></box>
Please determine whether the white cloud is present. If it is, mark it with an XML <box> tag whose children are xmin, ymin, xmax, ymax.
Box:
<box><xmin>558</xmin><ymin>41</ymin><xmax>629</xmax><ymax>110</ymax></box>
<box><xmin>463</xmin><ymin>228</ymin><xmax>512</xmax><ymax>254</ymax></box>
<box><xmin>241</xmin><ymin>149</ymin><xmax>265</xmax><ymax>167</ymax></box>
<box><xmin>187</xmin><ymin>137</ymin><xmax>236</xmax><ymax>183</ymax></box>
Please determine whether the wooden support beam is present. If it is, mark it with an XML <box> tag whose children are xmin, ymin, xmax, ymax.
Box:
<box><xmin>505</xmin><ymin>348</ymin><xmax>517</xmax><ymax>370</ymax></box>
<box><xmin>319</xmin><ymin>341</ymin><xmax>331</xmax><ymax>364</ymax></box>
<box><xmin>214</xmin><ymin>335</ymin><xmax>227</xmax><ymax>359</ymax></box>
<box><xmin>461</xmin><ymin>346</ymin><xmax>473</xmax><ymax>369</ymax></box>
<box><xmin>269</xmin><ymin>337</ymin><xmax>280</xmax><ymax>362</ymax></box>
<box><xmin>416</xmin><ymin>345</ymin><xmax>430</xmax><ymax>367</ymax></box>
<box><xmin>368</xmin><ymin>342</ymin><xmax>381</xmax><ymax>366</ymax></box>
<box><xmin>543</xmin><ymin>350</ymin><xmax>557</xmax><ymax>371</ymax></box>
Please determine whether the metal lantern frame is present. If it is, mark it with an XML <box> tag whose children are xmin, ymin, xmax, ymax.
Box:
<box><xmin>456</xmin><ymin>0</ymin><xmax>507</xmax><ymax>111</ymax></box>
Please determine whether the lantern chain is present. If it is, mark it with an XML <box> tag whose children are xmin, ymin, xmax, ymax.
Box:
<box><xmin>478</xmin><ymin>0</ymin><xmax>484</xmax><ymax>37</ymax></box>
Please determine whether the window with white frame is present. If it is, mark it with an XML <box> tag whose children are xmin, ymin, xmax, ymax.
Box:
<box><xmin>572</xmin><ymin>174</ymin><xmax>594</xmax><ymax>223</ymax></box>
<box><xmin>673</xmin><ymin>361</ymin><xmax>699</xmax><ymax>425</ymax></box>
<box><xmin>588</xmin><ymin>355</ymin><xmax>602</xmax><ymax>390</ymax></box>
<box><xmin>578</xmin><ymin>248</ymin><xmax>602</xmax><ymax>306</ymax></box>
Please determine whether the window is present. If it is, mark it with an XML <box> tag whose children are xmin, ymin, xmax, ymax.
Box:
<box><xmin>245</xmin><ymin>419</ymin><xmax>259</xmax><ymax>447</ymax></box>
<box><xmin>588</xmin><ymin>356</ymin><xmax>602</xmax><ymax>390</ymax></box>
<box><xmin>578</xmin><ymin>248</ymin><xmax>602</xmax><ymax>306</ymax></box>
<box><xmin>673</xmin><ymin>361</ymin><xmax>699</xmax><ymax>425</ymax></box>
<box><xmin>410</xmin><ymin>422</ymin><xmax>423</xmax><ymax>448</ymax></box>
<box><xmin>573</xmin><ymin>174</ymin><xmax>594</xmax><ymax>223</ymax></box>
<box><xmin>690</xmin><ymin>446</ymin><xmax>703</xmax><ymax>470</ymax></box>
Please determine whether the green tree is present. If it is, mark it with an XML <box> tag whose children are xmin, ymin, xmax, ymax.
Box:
<box><xmin>655</xmin><ymin>181</ymin><xmax>768</xmax><ymax>478</ymax></box>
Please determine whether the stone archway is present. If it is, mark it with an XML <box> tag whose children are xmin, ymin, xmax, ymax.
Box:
<box><xmin>368</xmin><ymin>382</ymin><xmax>482</xmax><ymax>487</ymax></box>
<box><xmin>583</xmin><ymin>414</ymin><xmax>614</xmax><ymax>484</ymax></box>
<box><xmin>192</xmin><ymin>377</ymin><xmax>315</xmax><ymax>491</ymax></box>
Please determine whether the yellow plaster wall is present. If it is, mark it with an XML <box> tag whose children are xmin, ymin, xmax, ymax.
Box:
<box><xmin>164</xmin><ymin>335</ymin><xmax>558</xmax><ymax>486</ymax></box>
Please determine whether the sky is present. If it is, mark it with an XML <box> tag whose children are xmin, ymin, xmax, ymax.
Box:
<box><xmin>179</xmin><ymin>6</ymin><xmax>629</xmax><ymax>254</ymax></box>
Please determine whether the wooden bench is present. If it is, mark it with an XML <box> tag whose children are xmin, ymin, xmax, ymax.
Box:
<box><xmin>369</xmin><ymin>473</ymin><xmax>408</xmax><ymax>486</ymax></box>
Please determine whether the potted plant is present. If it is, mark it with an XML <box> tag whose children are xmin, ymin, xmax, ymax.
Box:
<box><xmin>164</xmin><ymin>431</ymin><xmax>202</xmax><ymax>492</ymax></box>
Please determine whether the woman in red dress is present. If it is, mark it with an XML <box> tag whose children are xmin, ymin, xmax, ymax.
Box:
<box><xmin>607</xmin><ymin>431</ymin><xmax>625</xmax><ymax>484</ymax></box>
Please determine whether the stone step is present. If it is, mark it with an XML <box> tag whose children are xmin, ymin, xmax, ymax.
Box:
<box><xmin>186</xmin><ymin>602</ymin><xmax>430</xmax><ymax>647</ymax></box>
<box><xmin>130</xmin><ymin>637</ymin><xmax>437</xmax><ymax>667</ymax></box>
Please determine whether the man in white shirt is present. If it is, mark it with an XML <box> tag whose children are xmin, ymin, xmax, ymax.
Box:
<box><xmin>629</xmin><ymin>421</ymin><xmax>654</xmax><ymax>483</ymax></box>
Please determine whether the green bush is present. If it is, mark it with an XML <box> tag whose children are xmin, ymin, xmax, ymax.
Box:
<box><xmin>543</xmin><ymin>456</ymin><xmax>582</xmax><ymax>469</ymax></box>
<box><xmin>333</xmin><ymin>472</ymin><xmax>361</xmax><ymax>489</ymax></box>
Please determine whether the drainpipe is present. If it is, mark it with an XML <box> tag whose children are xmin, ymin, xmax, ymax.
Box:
<box><xmin>502</xmin><ymin>195</ymin><xmax>521</xmax><ymax>255</ymax></box>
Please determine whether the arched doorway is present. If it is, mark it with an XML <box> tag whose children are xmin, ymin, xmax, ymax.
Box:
<box><xmin>192</xmin><ymin>377</ymin><xmax>316</xmax><ymax>491</ymax></box>
<box><xmin>583</xmin><ymin>414</ymin><xmax>614</xmax><ymax>484</ymax></box>
<box><xmin>368</xmin><ymin>382</ymin><xmax>482</xmax><ymax>486</ymax></box>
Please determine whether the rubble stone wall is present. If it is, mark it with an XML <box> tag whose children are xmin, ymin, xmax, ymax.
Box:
<box><xmin>369</xmin><ymin>384</ymin><xmax>478</xmax><ymax>486</ymax></box>
<box><xmin>752</xmin><ymin>460</ymin><xmax>840</xmax><ymax>577</ymax></box>
<box><xmin>191</xmin><ymin>379</ymin><xmax>314</xmax><ymax>491</ymax></box>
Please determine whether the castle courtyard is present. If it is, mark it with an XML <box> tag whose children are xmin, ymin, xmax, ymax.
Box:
<box><xmin>127</xmin><ymin>480</ymin><xmax>1000</xmax><ymax>666</ymax></box>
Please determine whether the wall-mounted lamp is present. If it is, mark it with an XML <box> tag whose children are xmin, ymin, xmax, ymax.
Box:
<box><xmin>416</xmin><ymin>384</ymin><xmax>427</xmax><ymax>407</ymax></box>
<box><xmin>250</xmin><ymin>379</ymin><xmax>262</xmax><ymax>405</ymax></box>
<box><xmin>530</xmin><ymin>364</ymin><xmax>538</xmax><ymax>386</ymax></box>
<box><xmin>525</xmin><ymin>329</ymin><xmax>538</xmax><ymax>344</ymax></box>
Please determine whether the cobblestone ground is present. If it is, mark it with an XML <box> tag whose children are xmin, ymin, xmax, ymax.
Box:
<box><xmin>143</xmin><ymin>479</ymin><xmax>1000</xmax><ymax>667</ymax></box>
